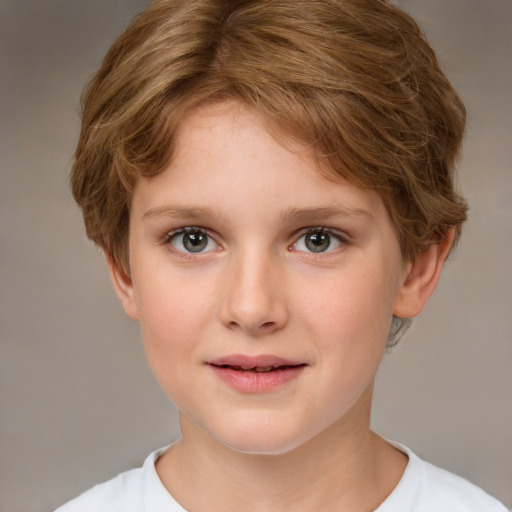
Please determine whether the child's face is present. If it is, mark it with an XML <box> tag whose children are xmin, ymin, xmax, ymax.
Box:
<box><xmin>112</xmin><ymin>101</ymin><xmax>412</xmax><ymax>454</ymax></box>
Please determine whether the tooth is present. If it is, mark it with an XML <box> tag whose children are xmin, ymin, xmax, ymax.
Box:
<box><xmin>254</xmin><ymin>366</ymin><xmax>274</xmax><ymax>372</ymax></box>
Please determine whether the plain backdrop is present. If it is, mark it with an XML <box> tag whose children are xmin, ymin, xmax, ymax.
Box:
<box><xmin>1</xmin><ymin>1</ymin><xmax>511</xmax><ymax>511</ymax></box>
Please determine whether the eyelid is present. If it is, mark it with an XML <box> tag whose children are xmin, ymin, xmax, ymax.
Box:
<box><xmin>160</xmin><ymin>225</ymin><xmax>349</xmax><ymax>256</ymax></box>
<box><xmin>164</xmin><ymin>225</ymin><xmax>206</xmax><ymax>241</ymax></box>
<box><xmin>295</xmin><ymin>226</ymin><xmax>349</xmax><ymax>240</ymax></box>
<box><xmin>163</xmin><ymin>226</ymin><xmax>221</xmax><ymax>254</ymax></box>
<box><xmin>291</xmin><ymin>226</ymin><xmax>349</xmax><ymax>253</ymax></box>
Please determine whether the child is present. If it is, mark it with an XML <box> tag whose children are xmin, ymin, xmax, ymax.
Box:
<box><xmin>57</xmin><ymin>0</ymin><xmax>508</xmax><ymax>510</ymax></box>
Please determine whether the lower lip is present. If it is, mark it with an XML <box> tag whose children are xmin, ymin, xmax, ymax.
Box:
<box><xmin>209</xmin><ymin>365</ymin><xmax>305</xmax><ymax>393</ymax></box>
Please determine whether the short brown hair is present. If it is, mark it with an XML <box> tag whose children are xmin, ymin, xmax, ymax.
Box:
<box><xmin>72</xmin><ymin>0</ymin><xmax>467</xmax><ymax>278</ymax></box>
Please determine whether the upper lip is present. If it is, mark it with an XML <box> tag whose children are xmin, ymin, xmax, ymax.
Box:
<box><xmin>207</xmin><ymin>354</ymin><xmax>305</xmax><ymax>370</ymax></box>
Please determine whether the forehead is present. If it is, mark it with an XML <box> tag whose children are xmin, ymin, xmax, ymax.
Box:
<box><xmin>174</xmin><ymin>101</ymin><xmax>307</xmax><ymax>166</ymax></box>
<box><xmin>132</xmin><ymin>100</ymin><xmax>389</xmax><ymax>228</ymax></box>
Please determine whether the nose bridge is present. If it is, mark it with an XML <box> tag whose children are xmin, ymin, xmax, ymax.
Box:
<box><xmin>219</xmin><ymin>244</ymin><xmax>287</xmax><ymax>335</ymax></box>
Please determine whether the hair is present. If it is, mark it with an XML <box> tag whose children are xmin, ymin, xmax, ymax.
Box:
<box><xmin>72</xmin><ymin>0</ymin><xmax>468</xmax><ymax>339</ymax></box>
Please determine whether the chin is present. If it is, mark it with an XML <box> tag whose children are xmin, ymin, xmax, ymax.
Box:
<box><xmin>221</xmin><ymin>437</ymin><xmax>305</xmax><ymax>456</ymax></box>
<box><xmin>208</xmin><ymin>417</ymin><xmax>312</xmax><ymax>456</ymax></box>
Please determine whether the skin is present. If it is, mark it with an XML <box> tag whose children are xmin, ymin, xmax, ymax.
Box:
<box><xmin>109</xmin><ymin>101</ymin><xmax>454</xmax><ymax>511</ymax></box>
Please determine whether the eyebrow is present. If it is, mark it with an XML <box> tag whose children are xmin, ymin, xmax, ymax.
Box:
<box><xmin>142</xmin><ymin>206</ymin><xmax>226</xmax><ymax>222</ymax></box>
<box><xmin>280</xmin><ymin>206</ymin><xmax>375</xmax><ymax>224</ymax></box>
<box><xmin>142</xmin><ymin>204</ymin><xmax>374</xmax><ymax>224</ymax></box>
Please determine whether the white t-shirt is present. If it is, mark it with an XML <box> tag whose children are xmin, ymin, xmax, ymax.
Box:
<box><xmin>55</xmin><ymin>442</ymin><xmax>508</xmax><ymax>512</ymax></box>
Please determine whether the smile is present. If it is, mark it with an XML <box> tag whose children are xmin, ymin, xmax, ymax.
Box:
<box><xmin>215</xmin><ymin>364</ymin><xmax>302</xmax><ymax>373</ymax></box>
<box><xmin>207</xmin><ymin>355</ymin><xmax>307</xmax><ymax>393</ymax></box>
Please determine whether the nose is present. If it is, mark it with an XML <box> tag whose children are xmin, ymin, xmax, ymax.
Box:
<box><xmin>218</xmin><ymin>250</ymin><xmax>289</xmax><ymax>336</ymax></box>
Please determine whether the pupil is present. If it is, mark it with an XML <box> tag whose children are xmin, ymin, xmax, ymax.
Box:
<box><xmin>183</xmin><ymin>231</ymin><xmax>207</xmax><ymax>252</ymax></box>
<box><xmin>305</xmin><ymin>232</ymin><xmax>330</xmax><ymax>252</ymax></box>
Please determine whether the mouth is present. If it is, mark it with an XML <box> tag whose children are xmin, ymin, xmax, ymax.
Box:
<box><xmin>208</xmin><ymin>354</ymin><xmax>306</xmax><ymax>371</ymax></box>
<box><xmin>211</xmin><ymin>363</ymin><xmax>305</xmax><ymax>373</ymax></box>
<box><xmin>207</xmin><ymin>355</ymin><xmax>307</xmax><ymax>392</ymax></box>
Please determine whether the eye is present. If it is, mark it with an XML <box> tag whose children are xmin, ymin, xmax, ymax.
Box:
<box><xmin>168</xmin><ymin>228</ymin><xmax>218</xmax><ymax>253</ymax></box>
<box><xmin>293</xmin><ymin>228</ymin><xmax>344</xmax><ymax>253</ymax></box>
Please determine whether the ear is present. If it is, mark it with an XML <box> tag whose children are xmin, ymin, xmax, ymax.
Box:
<box><xmin>105</xmin><ymin>255</ymin><xmax>139</xmax><ymax>321</ymax></box>
<box><xmin>393</xmin><ymin>229</ymin><xmax>455</xmax><ymax>319</ymax></box>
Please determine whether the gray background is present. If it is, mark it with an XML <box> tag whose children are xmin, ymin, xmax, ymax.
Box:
<box><xmin>1</xmin><ymin>1</ymin><xmax>511</xmax><ymax>511</ymax></box>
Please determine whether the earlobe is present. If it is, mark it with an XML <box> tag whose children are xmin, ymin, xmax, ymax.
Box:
<box><xmin>393</xmin><ymin>229</ymin><xmax>455</xmax><ymax>319</ymax></box>
<box><xmin>105</xmin><ymin>255</ymin><xmax>140</xmax><ymax>321</ymax></box>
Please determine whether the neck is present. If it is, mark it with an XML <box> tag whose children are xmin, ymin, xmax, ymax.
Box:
<box><xmin>156</xmin><ymin>387</ymin><xmax>407</xmax><ymax>512</ymax></box>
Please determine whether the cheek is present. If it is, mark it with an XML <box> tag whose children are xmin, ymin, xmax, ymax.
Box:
<box><xmin>309</xmin><ymin>272</ymin><xmax>394</xmax><ymax>406</ymax></box>
<box><xmin>134</xmin><ymin>272</ymin><xmax>212</xmax><ymax>376</ymax></box>
<box><xmin>136</xmin><ymin>262</ymin><xmax>213</xmax><ymax>331</ymax></box>
<box><xmin>303</xmin><ymin>266</ymin><xmax>396</xmax><ymax>345</ymax></box>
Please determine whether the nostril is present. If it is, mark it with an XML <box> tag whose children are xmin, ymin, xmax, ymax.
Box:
<box><xmin>227</xmin><ymin>319</ymin><xmax>278</xmax><ymax>334</ymax></box>
<box><xmin>220</xmin><ymin>285</ymin><xmax>288</xmax><ymax>334</ymax></box>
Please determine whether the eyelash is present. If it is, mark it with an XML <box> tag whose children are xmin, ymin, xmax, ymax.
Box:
<box><xmin>163</xmin><ymin>227</ymin><xmax>220</xmax><ymax>258</ymax></box>
<box><xmin>162</xmin><ymin>226</ymin><xmax>349</xmax><ymax>257</ymax></box>
<box><xmin>291</xmin><ymin>227</ymin><xmax>348</xmax><ymax>255</ymax></box>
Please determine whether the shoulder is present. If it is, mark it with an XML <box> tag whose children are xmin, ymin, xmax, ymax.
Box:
<box><xmin>55</xmin><ymin>466</ymin><xmax>144</xmax><ymax>512</ymax></box>
<box><xmin>55</xmin><ymin>446</ymin><xmax>183</xmax><ymax>512</ymax></box>
<box><xmin>418</xmin><ymin>457</ymin><xmax>507</xmax><ymax>511</ymax></box>
<box><xmin>378</xmin><ymin>442</ymin><xmax>508</xmax><ymax>512</ymax></box>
